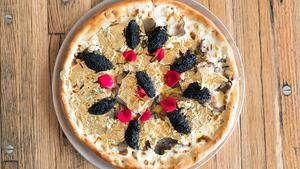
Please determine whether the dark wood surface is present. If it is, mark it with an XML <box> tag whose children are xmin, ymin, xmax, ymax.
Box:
<box><xmin>1</xmin><ymin>0</ymin><xmax>299</xmax><ymax>168</ymax></box>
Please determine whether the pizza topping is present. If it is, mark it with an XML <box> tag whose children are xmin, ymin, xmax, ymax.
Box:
<box><xmin>216</xmin><ymin>81</ymin><xmax>232</xmax><ymax>93</ymax></box>
<box><xmin>125</xmin><ymin>20</ymin><xmax>140</xmax><ymax>49</ymax></box>
<box><xmin>117</xmin><ymin>108</ymin><xmax>133</xmax><ymax>123</ymax></box>
<box><xmin>160</xmin><ymin>97</ymin><xmax>177</xmax><ymax>112</ymax></box>
<box><xmin>170</xmin><ymin>50</ymin><xmax>197</xmax><ymax>73</ymax></box>
<box><xmin>88</xmin><ymin>98</ymin><xmax>116</xmax><ymax>115</ymax></box>
<box><xmin>139</xmin><ymin>109</ymin><xmax>151</xmax><ymax>122</ymax></box>
<box><xmin>125</xmin><ymin>120</ymin><xmax>140</xmax><ymax>149</ymax></box>
<box><xmin>98</xmin><ymin>74</ymin><xmax>114</xmax><ymax>88</ymax></box>
<box><xmin>164</xmin><ymin>70</ymin><xmax>180</xmax><ymax>87</ymax></box>
<box><xmin>122</xmin><ymin>50</ymin><xmax>137</xmax><ymax>62</ymax></box>
<box><xmin>183</xmin><ymin>82</ymin><xmax>211</xmax><ymax>104</ymax></box>
<box><xmin>154</xmin><ymin>48</ymin><xmax>165</xmax><ymax>61</ymax></box>
<box><xmin>136</xmin><ymin>71</ymin><xmax>156</xmax><ymax>98</ymax></box>
<box><xmin>154</xmin><ymin>137</ymin><xmax>178</xmax><ymax>155</ymax></box>
<box><xmin>142</xmin><ymin>18</ymin><xmax>156</xmax><ymax>32</ymax></box>
<box><xmin>167</xmin><ymin>109</ymin><xmax>191</xmax><ymax>134</ymax></box>
<box><xmin>77</xmin><ymin>51</ymin><xmax>113</xmax><ymax>72</ymax></box>
<box><xmin>137</xmin><ymin>87</ymin><xmax>147</xmax><ymax>98</ymax></box>
<box><xmin>147</xmin><ymin>26</ymin><xmax>168</xmax><ymax>53</ymax></box>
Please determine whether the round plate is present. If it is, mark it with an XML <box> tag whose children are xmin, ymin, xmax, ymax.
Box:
<box><xmin>52</xmin><ymin>0</ymin><xmax>245</xmax><ymax>168</ymax></box>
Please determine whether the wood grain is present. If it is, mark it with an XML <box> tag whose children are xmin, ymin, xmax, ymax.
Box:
<box><xmin>48</xmin><ymin>0</ymin><xmax>92</xmax><ymax>33</ymax></box>
<box><xmin>1</xmin><ymin>0</ymin><xmax>300</xmax><ymax>169</ymax></box>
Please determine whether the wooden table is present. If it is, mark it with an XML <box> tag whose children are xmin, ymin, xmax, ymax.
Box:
<box><xmin>1</xmin><ymin>0</ymin><xmax>299</xmax><ymax>168</ymax></box>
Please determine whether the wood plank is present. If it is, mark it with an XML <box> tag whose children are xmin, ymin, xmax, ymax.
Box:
<box><xmin>233</xmin><ymin>0</ymin><xmax>267</xmax><ymax>168</ymax></box>
<box><xmin>258</xmin><ymin>0</ymin><xmax>284</xmax><ymax>169</ymax></box>
<box><xmin>16</xmin><ymin>0</ymin><xmax>49</xmax><ymax>168</ymax></box>
<box><xmin>48</xmin><ymin>0</ymin><xmax>91</xmax><ymax>33</ymax></box>
<box><xmin>48</xmin><ymin>34</ymin><xmax>95</xmax><ymax>169</ymax></box>
<box><xmin>0</xmin><ymin>1</ymin><xmax>21</xmax><ymax>162</ymax></box>
<box><xmin>272</xmin><ymin>0</ymin><xmax>300</xmax><ymax>168</ymax></box>
<box><xmin>1</xmin><ymin>0</ymin><xmax>49</xmax><ymax>168</ymax></box>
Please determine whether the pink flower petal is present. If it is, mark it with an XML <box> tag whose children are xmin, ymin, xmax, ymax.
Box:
<box><xmin>117</xmin><ymin>108</ymin><xmax>132</xmax><ymax>123</ymax></box>
<box><xmin>164</xmin><ymin>70</ymin><xmax>181</xmax><ymax>87</ymax></box>
<box><xmin>122</xmin><ymin>50</ymin><xmax>137</xmax><ymax>62</ymax></box>
<box><xmin>160</xmin><ymin>97</ymin><xmax>177</xmax><ymax>112</ymax></box>
<box><xmin>155</xmin><ymin>48</ymin><xmax>165</xmax><ymax>61</ymax></box>
<box><xmin>98</xmin><ymin>74</ymin><xmax>114</xmax><ymax>88</ymax></box>
<box><xmin>139</xmin><ymin>109</ymin><xmax>151</xmax><ymax>122</ymax></box>
<box><xmin>137</xmin><ymin>87</ymin><xmax>147</xmax><ymax>98</ymax></box>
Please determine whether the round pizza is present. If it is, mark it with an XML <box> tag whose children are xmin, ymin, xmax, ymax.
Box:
<box><xmin>58</xmin><ymin>0</ymin><xmax>240</xmax><ymax>168</ymax></box>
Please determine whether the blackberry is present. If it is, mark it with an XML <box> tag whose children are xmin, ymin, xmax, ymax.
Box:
<box><xmin>136</xmin><ymin>71</ymin><xmax>156</xmax><ymax>98</ymax></box>
<box><xmin>125</xmin><ymin>20</ymin><xmax>141</xmax><ymax>49</ymax></box>
<box><xmin>125</xmin><ymin>120</ymin><xmax>140</xmax><ymax>149</ymax></box>
<box><xmin>147</xmin><ymin>26</ymin><xmax>168</xmax><ymax>53</ymax></box>
<box><xmin>170</xmin><ymin>50</ymin><xmax>197</xmax><ymax>73</ymax></box>
<box><xmin>77</xmin><ymin>51</ymin><xmax>113</xmax><ymax>72</ymax></box>
<box><xmin>88</xmin><ymin>98</ymin><xmax>116</xmax><ymax>115</ymax></box>
<box><xmin>167</xmin><ymin>109</ymin><xmax>191</xmax><ymax>134</ymax></box>
<box><xmin>183</xmin><ymin>82</ymin><xmax>211</xmax><ymax>104</ymax></box>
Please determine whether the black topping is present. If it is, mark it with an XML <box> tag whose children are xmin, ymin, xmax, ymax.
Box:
<box><xmin>170</xmin><ymin>50</ymin><xmax>197</xmax><ymax>73</ymax></box>
<box><xmin>88</xmin><ymin>98</ymin><xmax>116</xmax><ymax>115</ymax></box>
<box><xmin>125</xmin><ymin>120</ymin><xmax>140</xmax><ymax>149</ymax></box>
<box><xmin>136</xmin><ymin>71</ymin><xmax>156</xmax><ymax>98</ymax></box>
<box><xmin>154</xmin><ymin>138</ymin><xmax>178</xmax><ymax>155</ymax></box>
<box><xmin>77</xmin><ymin>51</ymin><xmax>113</xmax><ymax>72</ymax></box>
<box><xmin>147</xmin><ymin>26</ymin><xmax>168</xmax><ymax>53</ymax></box>
<box><xmin>125</xmin><ymin>20</ymin><xmax>141</xmax><ymax>49</ymax></box>
<box><xmin>183</xmin><ymin>82</ymin><xmax>211</xmax><ymax>104</ymax></box>
<box><xmin>143</xmin><ymin>140</ymin><xmax>151</xmax><ymax>151</ymax></box>
<box><xmin>167</xmin><ymin>109</ymin><xmax>191</xmax><ymax>134</ymax></box>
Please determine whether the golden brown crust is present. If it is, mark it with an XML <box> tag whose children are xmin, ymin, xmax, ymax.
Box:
<box><xmin>57</xmin><ymin>0</ymin><xmax>240</xmax><ymax>169</ymax></box>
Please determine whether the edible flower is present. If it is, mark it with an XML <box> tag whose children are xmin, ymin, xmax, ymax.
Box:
<box><xmin>164</xmin><ymin>70</ymin><xmax>181</xmax><ymax>87</ymax></box>
<box><xmin>98</xmin><ymin>74</ymin><xmax>114</xmax><ymax>88</ymax></box>
<box><xmin>117</xmin><ymin>108</ymin><xmax>133</xmax><ymax>123</ymax></box>
<box><xmin>160</xmin><ymin>97</ymin><xmax>177</xmax><ymax>112</ymax></box>
<box><xmin>139</xmin><ymin>109</ymin><xmax>151</xmax><ymax>122</ymax></box>
<box><xmin>122</xmin><ymin>50</ymin><xmax>137</xmax><ymax>62</ymax></box>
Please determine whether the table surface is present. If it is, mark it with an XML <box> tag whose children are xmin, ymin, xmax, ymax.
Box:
<box><xmin>1</xmin><ymin>0</ymin><xmax>300</xmax><ymax>169</ymax></box>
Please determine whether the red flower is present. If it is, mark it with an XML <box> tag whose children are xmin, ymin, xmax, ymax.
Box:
<box><xmin>122</xmin><ymin>50</ymin><xmax>137</xmax><ymax>62</ymax></box>
<box><xmin>155</xmin><ymin>48</ymin><xmax>165</xmax><ymax>61</ymax></box>
<box><xmin>139</xmin><ymin>109</ymin><xmax>151</xmax><ymax>122</ymax></box>
<box><xmin>117</xmin><ymin>108</ymin><xmax>132</xmax><ymax>123</ymax></box>
<box><xmin>160</xmin><ymin>97</ymin><xmax>177</xmax><ymax>112</ymax></box>
<box><xmin>164</xmin><ymin>70</ymin><xmax>181</xmax><ymax>87</ymax></box>
<box><xmin>137</xmin><ymin>87</ymin><xmax>147</xmax><ymax>98</ymax></box>
<box><xmin>98</xmin><ymin>74</ymin><xmax>114</xmax><ymax>88</ymax></box>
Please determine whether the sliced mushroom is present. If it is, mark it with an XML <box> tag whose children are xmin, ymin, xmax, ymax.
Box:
<box><xmin>216</xmin><ymin>81</ymin><xmax>232</xmax><ymax>93</ymax></box>
<box><xmin>118</xmin><ymin>142</ymin><xmax>128</xmax><ymax>155</ymax></box>
<box><xmin>142</xmin><ymin>18</ymin><xmax>156</xmax><ymax>33</ymax></box>
<box><xmin>143</xmin><ymin>140</ymin><xmax>151</xmax><ymax>151</ymax></box>
<box><xmin>154</xmin><ymin>138</ymin><xmax>178</xmax><ymax>155</ymax></box>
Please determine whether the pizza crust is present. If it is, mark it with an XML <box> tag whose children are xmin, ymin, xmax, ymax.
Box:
<box><xmin>57</xmin><ymin>0</ymin><xmax>240</xmax><ymax>169</ymax></box>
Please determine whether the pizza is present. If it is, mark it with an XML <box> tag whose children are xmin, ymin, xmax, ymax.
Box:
<box><xmin>58</xmin><ymin>0</ymin><xmax>240</xmax><ymax>168</ymax></box>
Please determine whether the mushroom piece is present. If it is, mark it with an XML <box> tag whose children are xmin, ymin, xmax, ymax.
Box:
<box><xmin>118</xmin><ymin>142</ymin><xmax>128</xmax><ymax>155</ymax></box>
<box><xmin>142</xmin><ymin>18</ymin><xmax>156</xmax><ymax>33</ymax></box>
<box><xmin>154</xmin><ymin>137</ymin><xmax>178</xmax><ymax>155</ymax></box>
<box><xmin>216</xmin><ymin>81</ymin><xmax>232</xmax><ymax>93</ymax></box>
